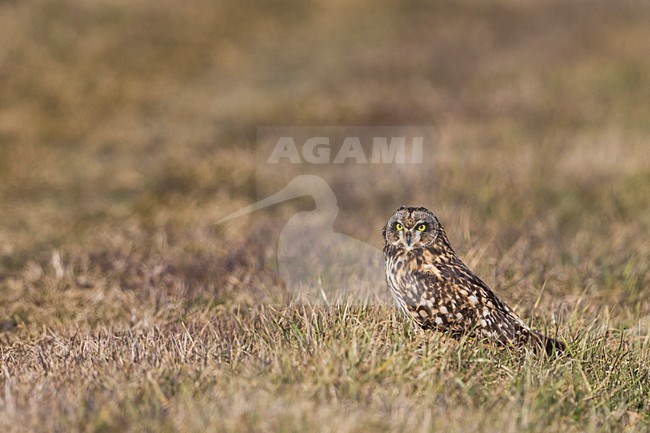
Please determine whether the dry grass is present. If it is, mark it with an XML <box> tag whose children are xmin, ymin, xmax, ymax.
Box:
<box><xmin>1</xmin><ymin>0</ymin><xmax>649</xmax><ymax>431</ymax></box>
<box><xmin>1</xmin><ymin>307</ymin><xmax>648</xmax><ymax>432</ymax></box>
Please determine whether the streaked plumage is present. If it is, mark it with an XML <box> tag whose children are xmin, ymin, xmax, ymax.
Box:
<box><xmin>382</xmin><ymin>206</ymin><xmax>564</xmax><ymax>355</ymax></box>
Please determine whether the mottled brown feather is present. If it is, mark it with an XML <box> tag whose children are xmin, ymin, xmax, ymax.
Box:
<box><xmin>383</xmin><ymin>206</ymin><xmax>565</xmax><ymax>355</ymax></box>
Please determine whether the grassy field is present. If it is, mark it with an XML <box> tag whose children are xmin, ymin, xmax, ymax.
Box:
<box><xmin>1</xmin><ymin>0</ymin><xmax>649</xmax><ymax>431</ymax></box>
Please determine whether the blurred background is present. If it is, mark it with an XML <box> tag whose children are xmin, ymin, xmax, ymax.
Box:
<box><xmin>0</xmin><ymin>0</ymin><xmax>648</xmax><ymax>329</ymax></box>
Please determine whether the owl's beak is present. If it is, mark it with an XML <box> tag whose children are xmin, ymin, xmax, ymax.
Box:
<box><xmin>405</xmin><ymin>232</ymin><xmax>412</xmax><ymax>247</ymax></box>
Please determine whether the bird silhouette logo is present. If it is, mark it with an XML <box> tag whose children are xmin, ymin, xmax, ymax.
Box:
<box><xmin>217</xmin><ymin>175</ymin><xmax>391</xmax><ymax>305</ymax></box>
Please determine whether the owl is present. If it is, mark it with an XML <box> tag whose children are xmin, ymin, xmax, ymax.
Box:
<box><xmin>382</xmin><ymin>206</ymin><xmax>565</xmax><ymax>355</ymax></box>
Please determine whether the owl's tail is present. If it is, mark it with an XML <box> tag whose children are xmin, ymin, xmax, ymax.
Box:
<box><xmin>531</xmin><ymin>332</ymin><xmax>566</xmax><ymax>356</ymax></box>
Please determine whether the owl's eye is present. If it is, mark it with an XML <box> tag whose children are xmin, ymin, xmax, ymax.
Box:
<box><xmin>417</xmin><ymin>224</ymin><xmax>426</xmax><ymax>232</ymax></box>
<box><xmin>395</xmin><ymin>223</ymin><xmax>404</xmax><ymax>231</ymax></box>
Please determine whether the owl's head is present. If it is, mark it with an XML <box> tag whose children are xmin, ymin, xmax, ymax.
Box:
<box><xmin>383</xmin><ymin>206</ymin><xmax>440</xmax><ymax>250</ymax></box>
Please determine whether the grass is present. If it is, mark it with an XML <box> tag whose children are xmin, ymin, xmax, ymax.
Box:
<box><xmin>1</xmin><ymin>0</ymin><xmax>649</xmax><ymax>431</ymax></box>
<box><xmin>1</xmin><ymin>306</ymin><xmax>648</xmax><ymax>432</ymax></box>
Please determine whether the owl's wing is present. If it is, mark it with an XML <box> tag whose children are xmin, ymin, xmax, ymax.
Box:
<box><xmin>413</xmin><ymin>263</ymin><xmax>534</xmax><ymax>344</ymax></box>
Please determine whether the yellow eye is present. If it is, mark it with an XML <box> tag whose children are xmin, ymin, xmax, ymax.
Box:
<box><xmin>395</xmin><ymin>223</ymin><xmax>404</xmax><ymax>231</ymax></box>
<box><xmin>417</xmin><ymin>224</ymin><xmax>426</xmax><ymax>232</ymax></box>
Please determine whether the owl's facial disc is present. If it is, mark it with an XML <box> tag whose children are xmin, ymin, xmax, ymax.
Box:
<box><xmin>384</xmin><ymin>206</ymin><xmax>439</xmax><ymax>250</ymax></box>
<box><xmin>395</xmin><ymin>220</ymin><xmax>427</xmax><ymax>250</ymax></box>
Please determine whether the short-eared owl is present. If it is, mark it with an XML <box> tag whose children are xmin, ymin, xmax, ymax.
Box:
<box><xmin>383</xmin><ymin>206</ymin><xmax>564</xmax><ymax>355</ymax></box>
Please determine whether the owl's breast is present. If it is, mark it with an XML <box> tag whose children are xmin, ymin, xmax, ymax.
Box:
<box><xmin>383</xmin><ymin>246</ymin><xmax>472</xmax><ymax>331</ymax></box>
<box><xmin>384</xmin><ymin>248</ymin><xmax>433</xmax><ymax>314</ymax></box>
